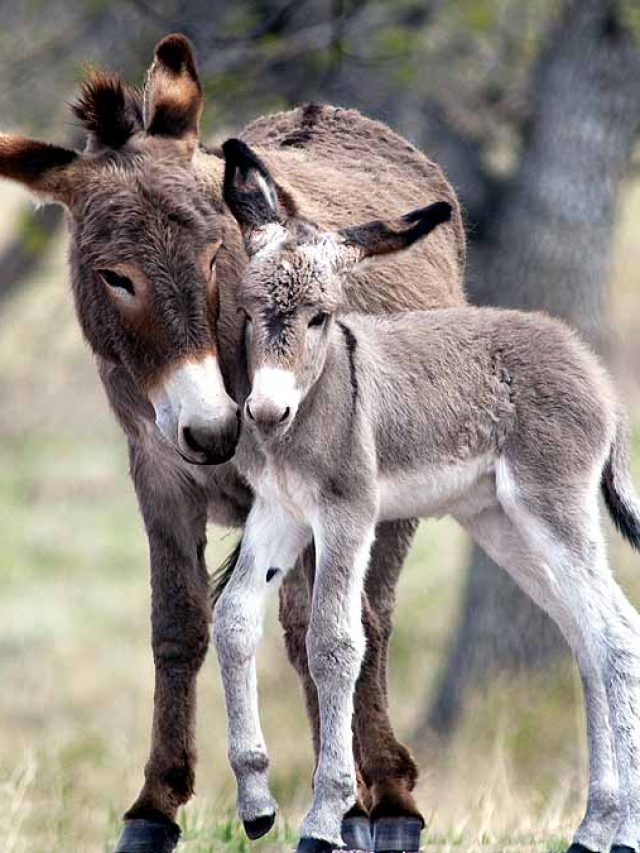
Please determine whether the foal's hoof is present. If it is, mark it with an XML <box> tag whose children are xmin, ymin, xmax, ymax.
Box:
<box><xmin>340</xmin><ymin>814</ymin><xmax>373</xmax><ymax>850</ymax></box>
<box><xmin>243</xmin><ymin>811</ymin><xmax>276</xmax><ymax>840</ymax></box>
<box><xmin>114</xmin><ymin>818</ymin><xmax>180</xmax><ymax>853</ymax></box>
<box><xmin>562</xmin><ymin>845</ymin><xmax>598</xmax><ymax>853</ymax></box>
<box><xmin>610</xmin><ymin>847</ymin><xmax>637</xmax><ymax>853</ymax></box>
<box><xmin>372</xmin><ymin>816</ymin><xmax>423</xmax><ymax>852</ymax></box>
<box><xmin>296</xmin><ymin>837</ymin><xmax>334</xmax><ymax>852</ymax></box>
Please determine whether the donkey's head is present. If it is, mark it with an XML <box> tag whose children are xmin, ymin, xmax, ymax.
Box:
<box><xmin>223</xmin><ymin>138</ymin><xmax>452</xmax><ymax>439</ymax></box>
<box><xmin>0</xmin><ymin>35</ymin><xmax>239</xmax><ymax>465</ymax></box>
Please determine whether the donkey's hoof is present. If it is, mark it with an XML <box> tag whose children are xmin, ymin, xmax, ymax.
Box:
<box><xmin>296</xmin><ymin>837</ymin><xmax>334</xmax><ymax>852</ymax></box>
<box><xmin>372</xmin><ymin>816</ymin><xmax>423</xmax><ymax>852</ymax></box>
<box><xmin>562</xmin><ymin>844</ymin><xmax>598</xmax><ymax>853</ymax></box>
<box><xmin>610</xmin><ymin>847</ymin><xmax>637</xmax><ymax>853</ymax></box>
<box><xmin>114</xmin><ymin>818</ymin><xmax>180</xmax><ymax>853</ymax></box>
<box><xmin>243</xmin><ymin>811</ymin><xmax>276</xmax><ymax>840</ymax></box>
<box><xmin>339</xmin><ymin>815</ymin><xmax>372</xmax><ymax>850</ymax></box>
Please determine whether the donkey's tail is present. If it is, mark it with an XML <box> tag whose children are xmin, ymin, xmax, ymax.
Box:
<box><xmin>602</xmin><ymin>414</ymin><xmax>640</xmax><ymax>550</ymax></box>
<box><xmin>209</xmin><ymin>540</ymin><xmax>242</xmax><ymax>608</ymax></box>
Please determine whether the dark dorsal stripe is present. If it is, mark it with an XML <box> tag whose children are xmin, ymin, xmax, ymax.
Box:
<box><xmin>338</xmin><ymin>320</ymin><xmax>358</xmax><ymax>412</ymax></box>
<box><xmin>280</xmin><ymin>102</ymin><xmax>324</xmax><ymax>149</ymax></box>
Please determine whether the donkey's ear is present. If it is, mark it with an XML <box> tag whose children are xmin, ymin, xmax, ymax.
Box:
<box><xmin>222</xmin><ymin>138</ymin><xmax>279</xmax><ymax>233</ymax></box>
<box><xmin>0</xmin><ymin>135</ymin><xmax>79</xmax><ymax>204</ymax></box>
<box><xmin>144</xmin><ymin>34</ymin><xmax>202</xmax><ymax>146</ymax></box>
<box><xmin>72</xmin><ymin>70</ymin><xmax>142</xmax><ymax>152</ymax></box>
<box><xmin>337</xmin><ymin>201</ymin><xmax>452</xmax><ymax>263</ymax></box>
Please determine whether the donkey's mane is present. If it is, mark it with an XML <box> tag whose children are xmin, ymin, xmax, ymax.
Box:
<box><xmin>72</xmin><ymin>70</ymin><xmax>143</xmax><ymax>150</ymax></box>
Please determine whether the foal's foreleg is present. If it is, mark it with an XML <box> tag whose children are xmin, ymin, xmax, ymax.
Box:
<box><xmin>298</xmin><ymin>509</ymin><xmax>376</xmax><ymax>849</ymax></box>
<box><xmin>213</xmin><ymin>500</ymin><xmax>310</xmax><ymax>838</ymax></box>
<box><xmin>116</xmin><ymin>451</ymin><xmax>210</xmax><ymax>853</ymax></box>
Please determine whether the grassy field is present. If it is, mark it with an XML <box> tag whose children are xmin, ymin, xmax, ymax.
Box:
<box><xmin>0</xmin><ymin>182</ymin><xmax>639</xmax><ymax>853</ymax></box>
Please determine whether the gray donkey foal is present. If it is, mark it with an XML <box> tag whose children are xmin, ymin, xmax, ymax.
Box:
<box><xmin>213</xmin><ymin>140</ymin><xmax>640</xmax><ymax>853</ymax></box>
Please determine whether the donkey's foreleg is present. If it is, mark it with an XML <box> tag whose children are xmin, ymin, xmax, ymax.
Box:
<box><xmin>279</xmin><ymin>552</ymin><xmax>321</xmax><ymax>759</ymax></box>
<box><xmin>116</xmin><ymin>451</ymin><xmax>210</xmax><ymax>853</ymax></box>
<box><xmin>213</xmin><ymin>500</ymin><xmax>310</xmax><ymax>839</ymax></box>
<box><xmin>297</xmin><ymin>511</ymin><xmax>376</xmax><ymax>851</ymax></box>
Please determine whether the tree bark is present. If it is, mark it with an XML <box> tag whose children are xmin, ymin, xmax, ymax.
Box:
<box><xmin>423</xmin><ymin>0</ymin><xmax>640</xmax><ymax>739</ymax></box>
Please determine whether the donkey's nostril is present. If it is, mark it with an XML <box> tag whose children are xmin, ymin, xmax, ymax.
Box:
<box><xmin>246</xmin><ymin>401</ymin><xmax>256</xmax><ymax>421</ymax></box>
<box><xmin>182</xmin><ymin>425</ymin><xmax>207</xmax><ymax>455</ymax></box>
<box><xmin>279</xmin><ymin>407</ymin><xmax>290</xmax><ymax>423</ymax></box>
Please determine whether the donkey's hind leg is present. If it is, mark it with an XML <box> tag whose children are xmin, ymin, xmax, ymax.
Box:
<box><xmin>357</xmin><ymin>520</ymin><xmax>424</xmax><ymax>853</ymax></box>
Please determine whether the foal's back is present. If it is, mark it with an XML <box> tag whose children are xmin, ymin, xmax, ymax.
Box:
<box><xmin>349</xmin><ymin>306</ymin><xmax>615</xmax><ymax>478</ymax></box>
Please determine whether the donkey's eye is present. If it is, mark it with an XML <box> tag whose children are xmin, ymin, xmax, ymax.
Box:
<box><xmin>308</xmin><ymin>312</ymin><xmax>328</xmax><ymax>328</ymax></box>
<box><xmin>209</xmin><ymin>249</ymin><xmax>219</xmax><ymax>275</ymax></box>
<box><xmin>99</xmin><ymin>269</ymin><xmax>135</xmax><ymax>296</ymax></box>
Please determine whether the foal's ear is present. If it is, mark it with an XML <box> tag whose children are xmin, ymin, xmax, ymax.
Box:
<box><xmin>144</xmin><ymin>33</ymin><xmax>202</xmax><ymax>147</ymax></box>
<box><xmin>222</xmin><ymin>138</ymin><xmax>280</xmax><ymax>235</ymax></box>
<box><xmin>0</xmin><ymin>135</ymin><xmax>79</xmax><ymax>204</ymax></box>
<box><xmin>337</xmin><ymin>201</ymin><xmax>452</xmax><ymax>264</ymax></box>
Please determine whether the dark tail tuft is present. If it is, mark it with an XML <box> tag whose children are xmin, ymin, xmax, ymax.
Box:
<box><xmin>601</xmin><ymin>417</ymin><xmax>640</xmax><ymax>550</ymax></box>
<box><xmin>210</xmin><ymin>541</ymin><xmax>242</xmax><ymax>607</ymax></box>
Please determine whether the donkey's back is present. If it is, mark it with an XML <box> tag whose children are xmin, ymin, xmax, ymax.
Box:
<box><xmin>241</xmin><ymin>103</ymin><xmax>466</xmax><ymax>312</ymax></box>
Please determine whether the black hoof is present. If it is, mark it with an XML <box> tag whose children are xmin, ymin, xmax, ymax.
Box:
<box><xmin>243</xmin><ymin>811</ymin><xmax>276</xmax><ymax>840</ymax></box>
<box><xmin>296</xmin><ymin>837</ymin><xmax>335</xmax><ymax>852</ymax></box>
<box><xmin>564</xmin><ymin>845</ymin><xmax>598</xmax><ymax>853</ymax></box>
<box><xmin>340</xmin><ymin>815</ymin><xmax>372</xmax><ymax>850</ymax></box>
<box><xmin>114</xmin><ymin>818</ymin><xmax>180</xmax><ymax>853</ymax></box>
<box><xmin>372</xmin><ymin>816</ymin><xmax>423</xmax><ymax>852</ymax></box>
<box><xmin>610</xmin><ymin>847</ymin><xmax>637</xmax><ymax>853</ymax></box>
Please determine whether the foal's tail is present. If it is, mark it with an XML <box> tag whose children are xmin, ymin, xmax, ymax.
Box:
<box><xmin>602</xmin><ymin>414</ymin><xmax>640</xmax><ymax>550</ymax></box>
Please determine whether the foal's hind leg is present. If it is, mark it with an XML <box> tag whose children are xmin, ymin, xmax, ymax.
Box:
<box><xmin>458</xmin><ymin>476</ymin><xmax>625</xmax><ymax>853</ymax></box>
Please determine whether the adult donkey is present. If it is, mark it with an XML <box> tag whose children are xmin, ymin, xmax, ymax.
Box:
<box><xmin>0</xmin><ymin>35</ymin><xmax>465</xmax><ymax>853</ymax></box>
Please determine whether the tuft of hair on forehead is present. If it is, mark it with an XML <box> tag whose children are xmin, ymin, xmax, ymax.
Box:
<box><xmin>72</xmin><ymin>70</ymin><xmax>143</xmax><ymax>151</ymax></box>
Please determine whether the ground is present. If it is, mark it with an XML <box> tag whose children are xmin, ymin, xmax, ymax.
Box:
<box><xmin>0</xmin><ymin>181</ymin><xmax>638</xmax><ymax>853</ymax></box>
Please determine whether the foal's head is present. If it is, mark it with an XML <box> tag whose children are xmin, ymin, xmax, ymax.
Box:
<box><xmin>0</xmin><ymin>35</ymin><xmax>239</xmax><ymax>465</ymax></box>
<box><xmin>223</xmin><ymin>139</ymin><xmax>452</xmax><ymax>440</ymax></box>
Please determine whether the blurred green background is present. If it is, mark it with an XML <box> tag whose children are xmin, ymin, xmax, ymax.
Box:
<box><xmin>0</xmin><ymin>2</ymin><xmax>638</xmax><ymax>851</ymax></box>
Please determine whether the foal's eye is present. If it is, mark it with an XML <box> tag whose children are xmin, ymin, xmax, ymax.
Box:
<box><xmin>98</xmin><ymin>269</ymin><xmax>135</xmax><ymax>296</ymax></box>
<box><xmin>209</xmin><ymin>248</ymin><xmax>220</xmax><ymax>276</ymax></box>
<box><xmin>308</xmin><ymin>312</ymin><xmax>328</xmax><ymax>328</ymax></box>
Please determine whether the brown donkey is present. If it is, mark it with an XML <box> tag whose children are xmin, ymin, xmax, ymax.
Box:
<box><xmin>0</xmin><ymin>36</ymin><xmax>465</xmax><ymax>853</ymax></box>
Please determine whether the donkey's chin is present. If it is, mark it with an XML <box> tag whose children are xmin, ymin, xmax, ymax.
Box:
<box><xmin>176</xmin><ymin>443</ymin><xmax>237</xmax><ymax>466</ymax></box>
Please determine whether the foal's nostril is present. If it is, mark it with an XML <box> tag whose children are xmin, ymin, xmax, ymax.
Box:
<box><xmin>246</xmin><ymin>402</ymin><xmax>256</xmax><ymax>421</ymax></box>
<box><xmin>279</xmin><ymin>407</ymin><xmax>290</xmax><ymax>423</ymax></box>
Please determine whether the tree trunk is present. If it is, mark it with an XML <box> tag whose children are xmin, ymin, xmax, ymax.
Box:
<box><xmin>423</xmin><ymin>0</ymin><xmax>640</xmax><ymax>739</ymax></box>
